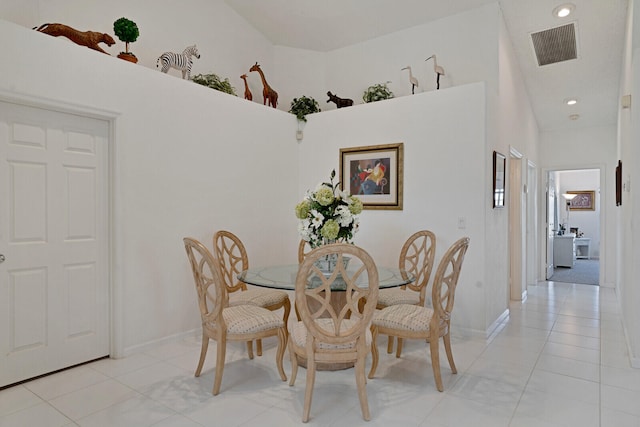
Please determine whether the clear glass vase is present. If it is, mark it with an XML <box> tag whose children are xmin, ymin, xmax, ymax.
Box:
<box><xmin>315</xmin><ymin>253</ymin><xmax>339</xmax><ymax>273</ymax></box>
<box><xmin>314</xmin><ymin>240</ymin><xmax>350</xmax><ymax>273</ymax></box>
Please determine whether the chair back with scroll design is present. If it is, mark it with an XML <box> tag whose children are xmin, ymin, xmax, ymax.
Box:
<box><xmin>378</xmin><ymin>230</ymin><xmax>436</xmax><ymax>354</ymax></box>
<box><xmin>297</xmin><ymin>239</ymin><xmax>311</xmax><ymax>264</ymax></box>
<box><xmin>431</xmin><ymin>236</ymin><xmax>470</xmax><ymax>340</ymax></box>
<box><xmin>289</xmin><ymin>243</ymin><xmax>379</xmax><ymax>422</ymax></box>
<box><xmin>213</xmin><ymin>230</ymin><xmax>249</xmax><ymax>294</ymax></box>
<box><xmin>398</xmin><ymin>230</ymin><xmax>436</xmax><ymax>305</ymax></box>
<box><xmin>184</xmin><ymin>237</ymin><xmax>224</xmax><ymax>337</ymax></box>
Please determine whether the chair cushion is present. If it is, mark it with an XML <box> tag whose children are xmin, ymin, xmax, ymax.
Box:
<box><xmin>229</xmin><ymin>287</ymin><xmax>289</xmax><ymax>308</ymax></box>
<box><xmin>372</xmin><ymin>304</ymin><xmax>433</xmax><ymax>333</ymax></box>
<box><xmin>290</xmin><ymin>319</ymin><xmax>372</xmax><ymax>350</ymax></box>
<box><xmin>377</xmin><ymin>288</ymin><xmax>420</xmax><ymax>307</ymax></box>
<box><xmin>221</xmin><ymin>305</ymin><xmax>284</xmax><ymax>335</ymax></box>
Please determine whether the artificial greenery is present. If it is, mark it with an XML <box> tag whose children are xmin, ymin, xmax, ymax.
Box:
<box><xmin>362</xmin><ymin>83</ymin><xmax>394</xmax><ymax>103</ymax></box>
<box><xmin>191</xmin><ymin>73</ymin><xmax>237</xmax><ymax>96</ymax></box>
<box><xmin>289</xmin><ymin>95</ymin><xmax>321</xmax><ymax>122</ymax></box>
<box><xmin>295</xmin><ymin>169</ymin><xmax>362</xmax><ymax>248</ymax></box>
<box><xmin>113</xmin><ymin>17</ymin><xmax>139</xmax><ymax>54</ymax></box>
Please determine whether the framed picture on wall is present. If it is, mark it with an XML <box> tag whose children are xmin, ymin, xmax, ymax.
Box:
<box><xmin>567</xmin><ymin>190</ymin><xmax>595</xmax><ymax>210</ymax></box>
<box><xmin>339</xmin><ymin>142</ymin><xmax>403</xmax><ymax>210</ymax></box>
<box><xmin>493</xmin><ymin>151</ymin><xmax>506</xmax><ymax>208</ymax></box>
<box><xmin>616</xmin><ymin>160</ymin><xmax>622</xmax><ymax>206</ymax></box>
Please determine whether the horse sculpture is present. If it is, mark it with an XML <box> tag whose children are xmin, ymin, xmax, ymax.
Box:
<box><xmin>34</xmin><ymin>23</ymin><xmax>115</xmax><ymax>55</ymax></box>
<box><xmin>327</xmin><ymin>91</ymin><xmax>354</xmax><ymax>108</ymax></box>
<box><xmin>157</xmin><ymin>45</ymin><xmax>201</xmax><ymax>80</ymax></box>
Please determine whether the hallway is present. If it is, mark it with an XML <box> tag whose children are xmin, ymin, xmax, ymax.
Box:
<box><xmin>0</xmin><ymin>281</ymin><xmax>637</xmax><ymax>426</ymax></box>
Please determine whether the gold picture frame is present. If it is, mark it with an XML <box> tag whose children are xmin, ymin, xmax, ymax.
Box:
<box><xmin>339</xmin><ymin>142</ymin><xmax>403</xmax><ymax>210</ymax></box>
<box><xmin>567</xmin><ymin>190</ymin><xmax>595</xmax><ymax>210</ymax></box>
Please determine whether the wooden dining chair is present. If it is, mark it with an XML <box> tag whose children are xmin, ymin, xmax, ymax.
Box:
<box><xmin>214</xmin><ymin>230</ymin><xmax>291</xmax><ymax>356</ymax></box>
<box><xmin>297</xmin><ymin>239</ymin><xmax>311</xmax><ymax>264</ymax></box>
<box><xmin>368</xmin><ymin>237</ymin><xmax>470</xmax><ymax>392</ymax></box>
<box><xmin>183</xmin><ymin>237</ymin><xmax>287</xmax><ymax>395</ymax></box>
<box><xmin>376</xmin><ymin>230</ymin><xmax>436</xmax><ymax>355</ymax></box>
<box><xmin>288</xmin><ymin>243</ymin><xmax>379</xmax><ymax>422</ymax></box>
<box><xmin>294</xmin><ymin>239</ymin><xmax>313</xmax><ymax>321</ymax></box>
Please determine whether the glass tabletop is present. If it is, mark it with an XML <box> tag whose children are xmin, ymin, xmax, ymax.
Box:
<box><xmin>237</xmin><ymin>264</ymin><xmax>414</xmax><ymax>291</ymax></box>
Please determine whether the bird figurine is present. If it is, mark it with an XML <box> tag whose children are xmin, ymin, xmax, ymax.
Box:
<box><xmin>401</xmin><ymin>66</ymin><xmax>419</xmax><ymax>94</ymax></box>
<box><xmin>425</xmin><ymin>54</ymin><xmax>445</xmax><ymax>90</ymax></box>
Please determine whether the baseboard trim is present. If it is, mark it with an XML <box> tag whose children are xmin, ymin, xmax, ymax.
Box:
<box><xmin>486</xmin><ymin>309</ymin><xmax>510</xmax><ymax>339</ymax></box>
<box><xmin>119</xmin><ymin>328</ymin><xmax>200</xmax><ymax>358</ymax></box>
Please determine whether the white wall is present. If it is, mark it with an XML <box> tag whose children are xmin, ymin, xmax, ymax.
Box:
<box><xmin>617</xmin><ymin>0</ymin><xmax>640</xmax><ymax>367</ymax></box>
<box><xmin>281</xmin><ymin>3</ymin><xmax>510</xmax><ymax>334</ymax></box>
<box><xmin>268</xmin><ymin>3</ymin><xmax>502</xmax><ymax>117</ymax></box>
<box><xmin>498</xmin><ymin>15</ymin><xmax>539</xmax><ymax>162</ymax></box>
<box><xmin>273</xmin><ymin>47</ymin><xmax>327</xmax><ymax>113</ymax></box>
<box><xmin>1</xmin><ymin>0</ymin><xmax>501</xmax><ymax>113</ymax></box>
<box><xmin>0</xmin><ymin>19</ymin><xmax>300</xmax><ymax>355</ymax></box>
<box><xmin>496</xmin><ymin>11</ymin><xmax>540</xmax><ymax>311</ymax></box>
<box><xmin>323</xmin><ymin>4</ymin><xmax>500</xmax><ymax>105</ymax></box>
<box><xmin>0</xmin><ymin>0</ymin><xmax>541</xmax><ymax>353</ymax></box>
<box><xmin>0</xmin><ymin>0</ymin><xmax>276</xmax><ymax>106</ymax></box>
<box><xmin>628</xmin><ymin>45</ymin><xmax>640</xmax><ymax>366</ymax></box>
<box><xmin>298</xmin><ymin>84</ymin><xmax>487</xmax><ymax>333</ymax></box>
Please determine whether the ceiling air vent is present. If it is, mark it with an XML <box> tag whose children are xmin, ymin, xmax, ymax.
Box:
<box><xmin>531</xmin><ymin>23</ymin><xmax>577</xmax><ymax>66</ymax></box>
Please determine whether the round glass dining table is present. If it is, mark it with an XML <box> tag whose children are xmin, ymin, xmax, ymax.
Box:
<box><xmin>237</xmin><ymin>264</ymin><xmax>415</xmax><ymax>291</ymax></box>
<box><xmin>238</xmin><ymin>264</ymin><xmax>414</xmax><ymax>371</ymax></box>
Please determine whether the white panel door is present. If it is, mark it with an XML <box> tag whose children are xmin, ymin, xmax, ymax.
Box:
<box><xmin>0</xmin><ymin>101</ymin><xmax>109</xmax><ymax>387</ymax></box>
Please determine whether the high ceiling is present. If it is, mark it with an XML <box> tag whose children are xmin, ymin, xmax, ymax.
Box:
<box><xmin>224</xmin><ymin>0</ymin><xmax>628</xmax><ymax>132</ymax></box>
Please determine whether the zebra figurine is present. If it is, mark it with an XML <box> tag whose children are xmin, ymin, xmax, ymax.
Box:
<box><xmin>157</xmin><ymin>45</ymin><xmax>201</xmax><ymax>80</ymax></box>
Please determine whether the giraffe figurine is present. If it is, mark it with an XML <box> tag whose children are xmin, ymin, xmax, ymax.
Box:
<box><xmin>249</xmin><ymin>62</ymin><xmax>278</xmax><ymax>108</ymax></box>
<box><xmin>240</xmin><ymin>74</ymin><xmax>253</xmax><ymax>101</ymax></box>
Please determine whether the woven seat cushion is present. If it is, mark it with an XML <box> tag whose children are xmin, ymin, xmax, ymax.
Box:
<box><xmin>219</xmin><ymin>305</ymin><xmax>284</xmax><ymax>335</ymax></box>
<box><xmin>372</xmin><ymin>304</ymin><xmax>433</xmax><ymax>333</ymax></box>
<box><xmin>290</xmin><ymin>319</ymin><xmax>371</xmax><ymax>350</ymax></box>
<box><xmin>377</xmin><ymin>288</ymin><xmax>420</xmax><ymax>307</ymax></box>
<box><xmin>229</xmin><ymin>287</ymin><xmax>289</xmax><ymax>308</ymax></box>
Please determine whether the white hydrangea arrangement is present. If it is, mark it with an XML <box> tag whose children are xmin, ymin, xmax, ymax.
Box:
<box><xmin>295</xmin><ymin>170</ymin><xmax>363</xmax><ymax>248</ymax></box>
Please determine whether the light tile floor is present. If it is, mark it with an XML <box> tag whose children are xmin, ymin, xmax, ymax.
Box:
<box><xmin>1</xmin><ymin>281</ymin><xmax>639</xmax><ymax>426</ymax></box>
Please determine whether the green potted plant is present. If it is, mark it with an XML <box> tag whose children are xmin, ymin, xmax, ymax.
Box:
<box><xmin>192</xmin><ymin>73</ymin><xmax>237</xmax><ymax>96</ymax></box>
<box><xmin>113</xmin><ymin>17</ymin><xmax>139</xmax><ymax>63</ymax></box>
<box><xmin>362</xmin><ymin>82</ymin><xmax>394</xmax><ymax>103</ymax></box>
<box><xmin>289</xmin><ymin>95</ymin><xmax>321</xmax><ymax>122</ymax></box>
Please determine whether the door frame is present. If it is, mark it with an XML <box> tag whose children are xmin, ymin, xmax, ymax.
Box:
<box><xmin>526</xmin><ymin>160</ymin><xmax>538</xmax><ymax>288</ymax></box>
<box><xmin>541</xmin><ymin>164</ymin><xmax>606</xmax><ymax>287</ymax></box>
<box><xmin>508</xmin><ymin>146</ymin><xmax>526</xmax><ymax>301</ymax></box>
<box><xmin>0</xmin><ymin>90</ymin><xmax>123</xmax><ymax>358</ymax></box>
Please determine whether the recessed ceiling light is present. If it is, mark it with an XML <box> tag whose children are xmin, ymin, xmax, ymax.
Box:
<box><xmin>569</xmin><ymin>114</ymin><xmax>580</xmax><ymax>120</ymax></box>
<box><xmin>566</xmin><ymin>98</ymin><xmax>577</xmax><ymax>105</ymax></box>
<box><xmin>553</xmin><ymin>3</ymin><xmax>575</xmax><ymax>18</ymax></box>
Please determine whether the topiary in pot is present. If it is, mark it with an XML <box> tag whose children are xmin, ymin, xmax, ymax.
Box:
<box><xmin>113</xmin><ymin>17</ymin><xmax>139</xmax><ymax>63</ymax></box>
<box><xmin>192</xmin><ymin>73</ymin><xmax>237</xmax><ymax>96</ymax></box>
<box><xmin>289</xmin><ymin>95</ymin><xmax>321</xmax><ymax>122</ymax></box>
<box><xmin>362</xmin><ymin>82</ymin><xmax>394</xmax><ymax>103</ymax></box>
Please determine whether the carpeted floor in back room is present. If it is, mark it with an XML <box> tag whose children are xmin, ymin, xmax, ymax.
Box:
<box><xmin>549</xmin><ymin>259</ymin><xmax>600</xmax><ymax>285</ymax></box>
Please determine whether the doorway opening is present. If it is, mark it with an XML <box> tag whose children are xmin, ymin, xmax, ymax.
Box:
<box><xmin>546</xmin><ymin>168</ymin><xmax>601</xmax><ymax>286</ymax></box>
